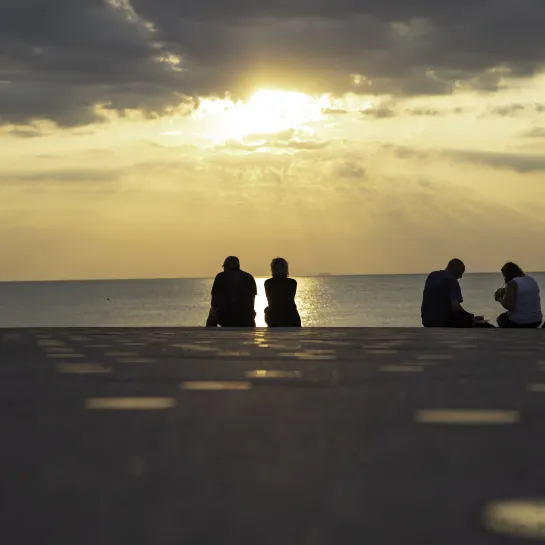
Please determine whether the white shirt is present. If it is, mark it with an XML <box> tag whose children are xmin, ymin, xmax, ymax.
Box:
<box><xmin>508</xmin><ymin>275</ymin><xmax>543</xmax><ymax>325</ymax></box>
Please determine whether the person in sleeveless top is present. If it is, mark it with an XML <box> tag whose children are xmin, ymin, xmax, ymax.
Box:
<box><xmin>495</xmin><ymin>262</ymin><xmax>543</xmax><ymax>328</ymax></box>
<box><xmin>264</xmin><ymin>258</ymin><xmax>301</xmax><ymax>327</ymax></box>
<box><xmin>207</xmin><ymin>256</ymin><xmax>257</xmax><ymax>327</ymax></box>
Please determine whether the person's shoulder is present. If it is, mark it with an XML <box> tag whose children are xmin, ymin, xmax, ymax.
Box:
<box><xmin>241</xmin><ymin>270</ymin><xmax>256</xmax><ymax>282</ymax></box>
<box><xmin>288</xmin><ymin>277</ymin><xmax>297</xmax><ymax>285</ymax></box>
<box><xmin>214</xmin><ymin>271</ymin><xmax>225</xmax><ymax>281</ymax></box>
<box><xmin>425</xmin><ymin>270</ymin><xmax>442</xmax><ymax>281</ymax></box>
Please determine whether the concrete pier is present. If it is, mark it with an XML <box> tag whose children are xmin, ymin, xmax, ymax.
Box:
<box><xmin>2</xmin><ymin>327</ymin><xmax>545</xmax><ymax>544</ymax></box>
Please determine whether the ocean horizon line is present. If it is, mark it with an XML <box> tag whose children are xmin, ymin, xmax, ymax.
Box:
<box><xmin>2</xmin><ymin>271</ymin><xmax>544</xmax><ymax>284</ymax></box>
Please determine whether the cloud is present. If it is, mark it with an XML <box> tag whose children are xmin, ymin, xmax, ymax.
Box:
<box><xmin>220</xmin><ymin>137</ymin><xmax>331</xmax><ymax>152</ymax></box>
<box><xmin>520</xmin><ymin>127</ymin><xmax>545</xmax><ymax>138</ymax></box>
<box><xmin>445</xmin><ymin>150</ymin><xmax>545</xmax><ymax>173</ymax></box>
<box><xmin>490</xmin><ymin>103</ymin><xmax>526</xmax><ymax>117</ymax></box>
<box><xmin>0</xmin><ymin>0</ymin><xmax>188</xmax><ymax>126</ymax></box>
<box><xmin>489</xmin><ymin>103</ymin><xmax>545</xmax><ymax>116</ymax></box>
<box><xmin>0</xmin><ymin>168</ymin><xmax>121</xmax><ymax>184</ymax></box>
<box><xmin>4</xmin><ymin>127</ymin><xmax>45</xmax><ymax>138</ymax></box>
<box><xmin>322</xmin><ymin>108</ymin><xmax>349</xmax><ymax>115</ymax></box>
<box><xmin>380</xmin><ymin>143</ymin><xmax>545</xmax><ymax>173</ymax></box>
<box><xmin>2</xmin><ymin>0</ymin><xmax>545</xmax><ymax>126</ymax></box>
<box><xmin>405</xmin><ymin>107</ymin><xmax>440</xmax><ymax>116</ymax></box>
<box><xmin>361</xmin><ymin>105</ymin><xmax>396</xmax><ymax>119</ymax></box>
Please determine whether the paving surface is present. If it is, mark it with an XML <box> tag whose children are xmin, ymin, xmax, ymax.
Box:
<box><xmin>2</xmin><ymin>327</ymin><xmax>545</xmax><ymax>544</ymax></box>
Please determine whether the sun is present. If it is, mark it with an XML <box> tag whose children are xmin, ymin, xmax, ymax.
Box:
<box><xmin>201</xmin><ymin>89</ymin><xmax>324</xmax><ymax>141</ymax></box>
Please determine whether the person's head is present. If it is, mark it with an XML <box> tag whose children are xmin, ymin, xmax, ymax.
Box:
<box><xmin>223</xmin><ymin>256</ymin><xmax>240</xmax><ymax>272</ymax></box>
<box><xmin>446</xmin><ymin>258</ymin><xmax>466</xmax><ymax>280</ymax></box>
<box><xmin>271</xmin><ymin>257</ymin><xmax>289</xmax><ymax>277</ymax></box>
<box><xmin>501</xmin><ymin>262</ymin><xmax>525</xmax><ymax>283</ymax></box>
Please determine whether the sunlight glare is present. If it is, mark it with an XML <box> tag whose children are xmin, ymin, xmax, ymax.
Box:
<box><xmin>199</xmin><ymin>89</ymin><xmax>325</xmax><ymax>141</ymax></box>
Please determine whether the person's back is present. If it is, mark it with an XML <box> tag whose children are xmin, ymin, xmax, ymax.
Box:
<box><xmin>265</xmin><ymin>276</ymin><xmax>297</xmax><ymax>308</ymax></box>
<box><xmin>210</xmin><ymin>257</ymin><xmax>257</xmax><ymax>327</ymax></box>
<box><xmin>509</xmin><ymin>275</ymin><xmax>542</xmax><ymax>325</ymax></box>
<box><xmin>421</xmin><ymin>267</ymin><xmax>466</xmax><ymax>327</ymax></box>
<box><xmin>264</xmin><ymin>258</ymin><xmax>301</xmax><ymax>327</ymax></box>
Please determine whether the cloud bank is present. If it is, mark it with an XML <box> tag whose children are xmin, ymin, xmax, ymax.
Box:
<box><xmin>2</xmin><ymin>0</ymin><xmax>545</xmax><ymax>126</ymax></box>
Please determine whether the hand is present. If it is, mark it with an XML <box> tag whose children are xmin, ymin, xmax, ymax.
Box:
<box><xmin>494</xmin><ymin>288</ymin><xmax>505</xmax><ymax>301</ymax></box>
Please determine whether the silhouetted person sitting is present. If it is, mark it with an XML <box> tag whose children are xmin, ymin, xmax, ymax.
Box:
<box><xmin>495</xmin><ymin>262</ymin><xmax>543</xmax><ymax>328</ymax></box>
<box><xmin>207</xmin><ymin>256</ymin><xmax>257</xmax><ymax>327</ymax></box>
<box><xmin>421</xmin><ymin>258</ymin><xmax>486</xmax><ymax>328</ymax></box>
<box><xmin>264</xmin><ymin>258</ymin><xmax>301</xmax><ymax>327</ymax></box>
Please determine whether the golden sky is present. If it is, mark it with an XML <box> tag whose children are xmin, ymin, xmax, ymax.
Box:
<box><xmin>1</xmin><ymin>1</ymin><xmax>545</xmax><ymax>280</ymax></box>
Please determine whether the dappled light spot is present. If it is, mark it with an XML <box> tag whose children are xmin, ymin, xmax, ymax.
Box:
<box><xmin>85</xmin><ymin>397</ymin><xmax>176</xmax><ymax>410</ymax></box>
<box><xmin>180</xmin><ymin>381</ymin><xmax>252</xmax><ymax>391</ymax></box>
<box><xmin>47</xmin><ymin>353</ymin><xmax>85</xmax><ymax>359</ymax></box>
<box><xmin>483</xmin><ymin>498</ymin><xmax>545</xmax><ymax>539</ymax></box>
<box><xmin>381</xmin><ymin>365</ymin><xmax>423</xmax><ymax>373</ymax></box>
<box><xmin>57</xmin><ymin>363</ymin><xmax>111</xmax><ymax>374</ymax></box>
<box><xmin>118</xmin><ymin>358</ymin><xmax>157</xmax><ymax>363</ymax></box>
<box><xmin>245</xmin><ymin>370</ymin><xmax>302</xmax><ymax>379</ymax></box>
<box><xmin>415</xmin><ymin>409</ymin><xmax>520</xmax><ymax>425</ymax></box>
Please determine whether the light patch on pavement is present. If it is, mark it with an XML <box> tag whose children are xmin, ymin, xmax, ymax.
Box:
<box><xmin>217</xmin><ymin>351</ymin><xmax>251</xmax><ymax>357</ymax></box>
<box><xmin>127</xmin><ymin>457</ymin><xmax>147</xmax><ymax>477</ymax></box>
<box><xmin>180</xmin><ymin>381</ymin><xmax>252</xmax><ymax>391</ymax></box>
<box><xmin>118</xmin><ymin>358</ymin><xmax>157</xmax><ymax>364</ymax></box>
<box><xmin>47</xmin><ymin>353</ymin><xmax>85</xmax><ymax>359</ymax></box>
<box><xmin>279</xmin><ymin>352</ymin><xmax>335</xmax><ymax>360</ymax></box>
<box><xmin>417</xmin><ymin>354</ymin><xmax>453</xmax><ymax>361</ymax></box>
<box><xmin>245</xmin><ymin>370</ymin><xmax>302</xmax><ymax>379</ymax></box>
<box><xmin>415</xmin><ymin>409</ymin><xmax>520</xmax><ymax>425</ymax></box>
<box><xmin>57</xmin><ymin>363</ymin><xmax>111</xmax><ymax>374</ymax></box>
<box><xmin>38</xmin><ymin>341</ymin><xmax>65</xmax><ymax>347</ymax></box>
<box><xmin>86</xmin><ymin>397</ymin><xmax>176</xmax><ymax>410</ymax></box>
<box><xmin>172</xmin><ymin>343</ymin><xmax>217</xmax><ymax>352</ymax></box>
<box><xmin>105</xmin><ymin>352</ymin><xmax>138</xmax><ymax>357</ymax></box>
<box><xmin>527</xmin><ymin>384</ymin><xmax>545</xmax><ymax>392</ymax></box>
<box><xmin>483</xmin><ymin>498</ymin><xmax>545</xmax><ymax>539</ymax></box>
<box><xmin>381</xmin><ymin>365</ymin><xmax>424</xmax><ymax>373</ymax></box>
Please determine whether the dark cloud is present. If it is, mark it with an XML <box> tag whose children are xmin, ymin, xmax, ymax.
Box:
<box><xmin>2</xmin><ymin>0</ymin><xmax>545</xmax><ymax>126</ymax></box>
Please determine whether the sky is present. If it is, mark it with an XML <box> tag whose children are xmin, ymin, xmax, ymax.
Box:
<box><xmin>2</xmin><ymin>0</ymin><xmax>545</xmax><ymax>280</ymax></box>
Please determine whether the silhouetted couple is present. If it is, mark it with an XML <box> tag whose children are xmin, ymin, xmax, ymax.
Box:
<box><xmin>206</xmin><ymin>256</ymin><xmax>301</xmax><ymax>328</ymax></box>
<box><xmin>422</xmin><ymin>259</ymin><xmax>543</xmax><ymax>328</ymax></box>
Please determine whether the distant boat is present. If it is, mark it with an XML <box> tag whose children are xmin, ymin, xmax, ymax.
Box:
<box><xmin>317</xmin><ymin>272</ymin><xmax>332</xmax><ymax>276</ymax></box>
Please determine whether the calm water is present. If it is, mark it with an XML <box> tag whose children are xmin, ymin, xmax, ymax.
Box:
<box><xmin>1</xmin><ymin>273</ymin><xmax>544</xmax><ymax>328</ymax></box>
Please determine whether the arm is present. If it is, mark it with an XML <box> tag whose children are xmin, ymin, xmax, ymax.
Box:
<box><xmin>500</xmin><ymin>281</ymin><xmax>518</xmax><ymax>311</ymax></box>
<box><xmin>448</xmin><ymin>279</ymin><xmax>474</xmax><ymax>318</ymax></box>
<box><xmin>264</xmin><ymin>279</ymin><xmax>272</xmax><ymax>306</ymax></box>
<box><xmin>211</xmin><ymin>274</ymin><xmax>222</xmax><ymax>308</ymax></box>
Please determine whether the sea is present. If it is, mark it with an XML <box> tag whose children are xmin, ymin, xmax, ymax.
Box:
<box><xmin>1</xmin><ymin>273</ymin><xmax>544</xmax><ymax>328</ymax></box>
